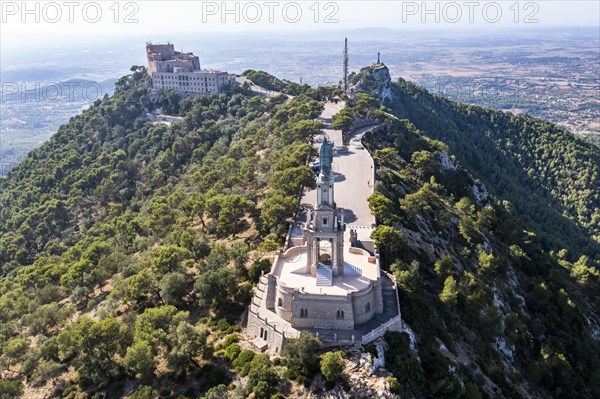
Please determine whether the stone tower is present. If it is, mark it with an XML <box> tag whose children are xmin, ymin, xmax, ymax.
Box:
<box><xmin>304</xmin><ymin>138</ymin><xmax>345</xmax><ymax>283</ymax></box>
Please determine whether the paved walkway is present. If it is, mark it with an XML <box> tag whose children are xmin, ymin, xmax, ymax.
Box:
<box><xmin>236</xmin><ymin>76</ymin><xmax>286</xmax><ymax>99</ymax></box>
<box><xmin>320</xmin><ymin>101</ymin><xmax>344</xmax><ymax>122</ymax></box>
<box><xmin>300</xmin><ymin>103</ymin><xmax>376</xmax><ymax>231</ymax></box>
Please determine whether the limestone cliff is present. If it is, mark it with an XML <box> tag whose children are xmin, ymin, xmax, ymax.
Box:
<box><xmin>351</xmin><ymin>64</ymin><xmax>393</xmax><ymax>104</ymax></box>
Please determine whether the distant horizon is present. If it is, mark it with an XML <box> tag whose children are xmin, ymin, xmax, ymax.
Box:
<box><xmin>2</xmin><ymin>24</ymin><xmax>599</xmax><ymax>57</ymax></box>
<box><xmin>1</xmin><ymin>0</ymin><xmax>598</xmax><ymax>54</ymax></box>
<box><xmin>1</xmin><ymin>9</ymin><xmax>597</xmax><ymax>178</ymax></box>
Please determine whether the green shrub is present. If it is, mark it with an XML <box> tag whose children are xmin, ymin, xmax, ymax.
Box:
<box><xmin>201</xmin><ymin>384</ymin><xmax>228</xmax><ymax>399</ymax></box>
<box><xmin>320</xmin><ymin>351</ymin><xmax>345</xmax><ymax>382</ymax></box>
<box><xmin>0</xmin><ymin>380</ymin><xmax>23</xmax><ymax>399</ymax></box>
<box><xmin>248</xmin><ymin>259</ymin><xmax>272</xmax><ymax>283</ymax></box>
<box><xmin>283</xmin><ymin>332</ymin><xmax>322</xmax><ymax>384</ymax></box>
<box><xmin>129</xmin><ymin>386</ymin><xmax>157</xmax><ymax>399</ymax></box>
<box><xmin>246</xmin><ymin>356</ymin><xmax>279</xmax><ymax>398</ymax></box>
<box><xmin>224</xmin><ymin>343</ymin><xmax>241</xmax><ymax>362</ymax></box>
<box><xmin>387</xmin><ymin>376</ymin><xmax>401</xmax><ymax>394</ymax></box>
<box><xmin>272</xmin><ymin>357</ymin><xmax>284</xmax><ymax>366</ymax></box>
<box><xmin>233</xmin><ymin>349</ymin><xmax>256</xmax><ymax>375</ymax></box>
<box><xmin>223</xmin><ymin>334</ymin><xmax>239</xmax><ymax>347</ymax></box>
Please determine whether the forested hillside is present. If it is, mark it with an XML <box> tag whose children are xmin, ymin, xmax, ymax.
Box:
<box><xmin>242</xmin><ymin>69</ymin><xmax>342</xmax><ymax>100</ymax></box>
<box><xmin>352</xmin><ymin>66</ymin><xmax>600</xmax><ymax>264</ymax></box>
<box><xmin>362</xmin><ymin>117</ymin><xmax>600</xmax><ymax>398</ymax></box>
<box><xmin>0</xmin><ymin>67</ymin><xmax>337</xmax><ymax>398</ymax></box>
<box><xmin>0</xmin><ymin>65</ymin><xmax>598</xmax><ymax>399</ymax></box>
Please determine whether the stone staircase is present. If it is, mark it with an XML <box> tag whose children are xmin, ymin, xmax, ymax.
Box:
<box><xmin>380</xmin><ymin>276</ymin><xmax>400</xmax><ymax>319</ymax></box>
<box><xmin>381</xmin><ymin>289</ymin><xmax>398</xmax><ymax>318</ymax></box>
<box><xmin>316</xmin><ymin>266</ymin><xmax>333</xmax><ymax>286</ymax></box>
<box><xmin>252</xmin><ymin>275</ymin><xmax>268</xmax><ymax>308</ymax></box>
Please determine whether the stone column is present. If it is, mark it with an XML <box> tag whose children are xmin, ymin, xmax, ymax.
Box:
<box><xmin>337</xmin><ymin>232</ymin><xmax>345</xmax><ymax>275</ymax></box>
<box><xmin>310</xmin><ymin>238</ymin><xmax>318</xmax><ymax>276</ymax></box>
<box><xmin>332</xmin><ymin>238</ymin><xmax>338</xmax><ymax>276</ymax></box>
<box><xmin>306</xmin><ymin>233</ymin><xmax>312</xmax><ymax>272</ymax></box>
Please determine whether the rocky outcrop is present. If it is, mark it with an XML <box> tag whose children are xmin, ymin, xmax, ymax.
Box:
<box><xmin>353</xmin><ymin>65</ymin><xmax>393</xmax><ymax>105</ymax></box>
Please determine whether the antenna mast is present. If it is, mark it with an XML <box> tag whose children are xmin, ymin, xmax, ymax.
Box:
<box><xmin>343</xmin><ymin>38</ymin><xmax>349</xmax><ymax>93</ymax></box>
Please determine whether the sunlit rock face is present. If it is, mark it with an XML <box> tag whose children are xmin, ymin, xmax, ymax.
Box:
<box><xmin>354</xmin><ymin>64</ymin><xmax>393</xmax><ymax>104</ymax></box>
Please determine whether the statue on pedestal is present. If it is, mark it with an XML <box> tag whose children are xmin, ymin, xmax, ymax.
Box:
<box><xmin>319</xmin><ymin>137</ymin><xmax>334</xmax><ymax>178</ymax></box>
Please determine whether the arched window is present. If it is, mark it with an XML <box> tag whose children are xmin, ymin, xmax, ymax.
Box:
<box><xmin>300</xmin><ymin>308</ymin><xmax>308</xmax><ymax>318</ymax></box>
<box><xmin>336</xmin><ymin>310</ymin><xmax>345</xmax><ymax>319</ymax></box>
<box><xmin>278</xmin><ymin>298</ymin><xmax>283</xmax><ymax>307</ymax></box>
<box><xmin>365</xmin><ymin>302</ymin><xmax>371</xmax><ymax>312</ymax></box>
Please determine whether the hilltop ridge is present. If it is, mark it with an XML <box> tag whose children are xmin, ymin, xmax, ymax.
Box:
<box><xmin>348</xmin><ymin>65</ymin><xmax>600</xmax><ymax>398</ymax></box>
<box><xmin>353</xmin><ymin>64</ymin><xmax>600</xmax><ymax>263</ymax></box>
<box><xmin>0</xmin><ymin>66</ymin><xmax>598</xmax><ymax>399</ymax></box>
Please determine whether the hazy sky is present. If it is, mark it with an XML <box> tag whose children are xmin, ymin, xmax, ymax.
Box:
<box><xmin>1</xmin><ymin>0</ymin><xmax>599</xmax><ymax>52</ymax></box>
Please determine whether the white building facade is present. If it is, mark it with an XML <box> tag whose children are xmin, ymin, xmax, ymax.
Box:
<box><xmin>146</xmin><ymin>42</ymin><xmax>234</xmax><ymax>94</ymax></box>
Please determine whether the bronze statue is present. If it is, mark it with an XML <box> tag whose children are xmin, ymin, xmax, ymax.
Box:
<box><xmin>319</xmin><ymin>137</ymin><xmax>334</xmax><ymax>178</ymax></box>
